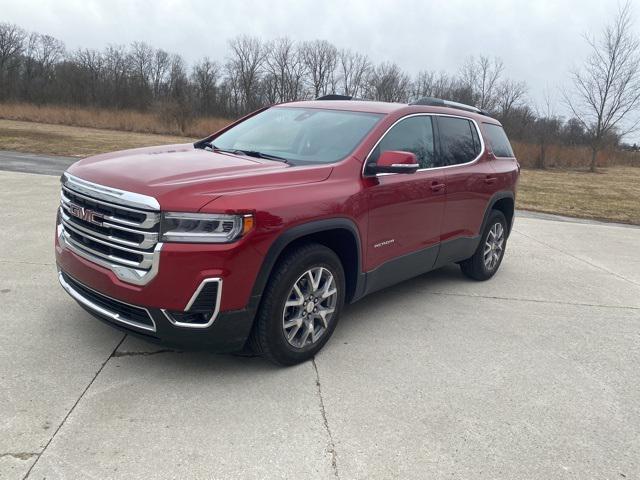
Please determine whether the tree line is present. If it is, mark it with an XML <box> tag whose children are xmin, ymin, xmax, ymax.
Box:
<box><xmin>1</xmin><ymin>3</ymin><xmax>638</xmax><ymax>170</ymax></box>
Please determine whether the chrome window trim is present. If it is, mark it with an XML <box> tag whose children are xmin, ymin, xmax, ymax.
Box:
<box><xmin>361</xmin><ymin>113</ymin><xmax>486</xmax><ymax>177</ymax></box>
<box><xmin>161</xmin><ymin>278</ymin><xmax>223</xmax><ymax>329</ymax></box>
<box><xmin>62</xmin><ymin>172</ymin><xmax>161</xmax><ymax>211</ymax></box>
<box><xmin>58</xmin><ymin>271</ymin><xmax>156</xmax><ymax>332</ymax></box>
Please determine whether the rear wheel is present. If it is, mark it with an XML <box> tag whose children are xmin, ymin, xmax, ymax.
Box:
<box><xmin>250</xmin><ymin>243</ymin><xmax>345</xmax><ymax>366</ymax></box>
<box><xmin>460</xmin><ymin>210</ymin><xmax>508</xmax><ymax>281</ymax></box>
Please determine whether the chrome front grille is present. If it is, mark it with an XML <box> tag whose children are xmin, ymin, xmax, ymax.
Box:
<box><xmin>58</xmin><ymin>173</ymin><xmax>162</xmax><ymax>285</ymax></box>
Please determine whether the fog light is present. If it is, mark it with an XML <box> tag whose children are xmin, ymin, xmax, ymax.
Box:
<box><xmin>163</xmin><ymin>311</ymin><xmax>213</xmax><ymax>325</ymax></box>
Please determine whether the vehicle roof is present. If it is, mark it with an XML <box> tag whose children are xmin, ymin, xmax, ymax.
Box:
<box><xmin>277</xmin><ymin>99</ymin><xmax>502</xmax><ymax>125</ymax></box>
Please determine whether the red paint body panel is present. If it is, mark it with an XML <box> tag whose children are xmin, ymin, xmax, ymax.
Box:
<box><xmin>55</xmin><ymin>100</ymin><xmax>518</xmax><ymax>346</ymax></box>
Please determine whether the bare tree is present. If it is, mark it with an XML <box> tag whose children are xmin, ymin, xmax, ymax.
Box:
<box><xmin>150</xmin><ymin>48</ymin><xmax>170</xmax><ymax>99</ymax></box>
<box><xmin>366</xmin><ymin>62</ymin><xmax>411</xmax><ymax>102</ymax></box>
<box><xmin>300</xmin><ymin>40</ymin><xmax>337</xmax><ymax>98</ymax></box>
<box><xmin>191</xmin><ymin>57</ymin><xmax>220</xmax><ymax>114</ymax></box>
<box><xmin>128</xmin><ymin>41</ymin><xmax>155</xmax><ymax>107</ymax></box>
<box><xmin>227</xmin><ymin>36</ymin><xmax>266</xmax><ymax>111</ymax></box>
<box><xmin>460</xmin><ymin>55</ymin><xmax>504</xmax><ymax>110</ymax></box>
<box><xmin>563</xmin><ymin>1</ymin><xmax>640</xmax><ymax>171</ymax></box>
<box><xmin>411</xmin><ymin>70</ymin><xmax>437</xmax><ymax>100</ymax></box>
<box><xmin>21</xmin><ymin>33</ymin><xmax>65</xmax><ymax>103</ymax></box>
<box><xmin>164</xmin><ymin>54</ymin><xmax>192</xmax><ymax>133</ymax></box>
<box><xmin>73</xmin><ymin>48</ymin><xmax>104</xmax><ymax>104</ymax></box>
<box><xmin>102</xmin><ymin>45</ymin><xmax>130</xmax><ymax>106</ymax></box>
<box><xmin>532</xmin><ymin>89</ymin><xmax>560</xmax><ymax>169</ymax></box>
<box><xmin>337</xmin><ymin>49</ymin><xmax>371</xmax><ymax>98</ymax></box>
<box><xmin>496</xmin><ymin>79</ymin><xmax>527</xmax><ymax>118</ymax></box>
<box><xmin>0</xmin><ymin>23</ymin><xmax>26</xmax><ymax>98</ymax></box>
<box><xmin>264</xmin><ymin>37</ymin><xmax>306</xmax><ymax>102</ymax></box>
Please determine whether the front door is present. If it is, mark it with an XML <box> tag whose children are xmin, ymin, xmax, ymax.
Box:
<box><xmin>365</xmin><ymin>115</ymin><xmax>446</xmax><ymax>273</ymax></box>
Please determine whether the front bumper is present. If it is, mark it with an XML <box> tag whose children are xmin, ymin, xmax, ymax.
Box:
<box><xmin>58</xmin><ymin>269</ymin><xmax>255</xmax><ymax>352</ymax></box>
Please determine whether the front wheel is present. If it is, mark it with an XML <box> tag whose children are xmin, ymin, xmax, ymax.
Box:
<box><xmin>460</xmin><ymin>210</ymin><xmax>508</xmax><ymax>281</ymax></box>
<box><xmin>250</xmin><ymin>243</ymin><xmax>345</xmax><ymax>366</ymax></box>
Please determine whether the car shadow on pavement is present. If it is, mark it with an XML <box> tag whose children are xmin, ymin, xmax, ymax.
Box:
<box><xmin>71</xmin><ymin>264</ymin><xmax>469</xmax><ymax>373</ymax></box>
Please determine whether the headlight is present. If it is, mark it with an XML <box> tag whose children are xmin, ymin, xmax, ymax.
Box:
<box><xmin>160</xmin><ymin>212</ymin><xmax>254</xmax><ymax>243</ymax></box>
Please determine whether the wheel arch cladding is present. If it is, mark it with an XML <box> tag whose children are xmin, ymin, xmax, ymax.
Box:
<box><xmin>251</xmin><ymin>218</ymin><xmax>363</xmax><ymax>304</ymax></box>
<box><xmin>483</xmin><ymin>192</ymin><xmax>515</xmax><ymax>236</ymax></box>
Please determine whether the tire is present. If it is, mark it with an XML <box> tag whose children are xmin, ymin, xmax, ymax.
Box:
<box><xmin>460</xmin><ymin>210</ymin><xmax>508</xmax><ymax>281</ymax></box>
<box><xmin>250</xmin><ymin>243</ymin><xmax>345</xmax><ymax>366</ymax></box>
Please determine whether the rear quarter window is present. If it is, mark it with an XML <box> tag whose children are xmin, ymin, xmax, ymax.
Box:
<box><xmin>437</xmin><ymin>116</ymin><xmax>482</xmax><ymax>166</ymax></box>
<box><xmin>483</xmin><ymin>123</ymin><xmax>515</xmax><ymax>158</ymax></box>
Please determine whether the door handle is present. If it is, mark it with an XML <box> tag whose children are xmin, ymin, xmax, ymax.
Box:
<box><xmin>484</xmin><ymin>176</ymin><xmax>497</xmax><ymax>185</ymax></box>
<box><xmin>430</xmin><ymin>182</ymin><xmax>446</xmax><ymax>192</ymax></box>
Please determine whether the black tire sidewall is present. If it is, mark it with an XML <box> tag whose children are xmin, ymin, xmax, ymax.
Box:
<box><xmin>258</xmin><ymin>244</ymin><xmax>345</xmax><ymax>365</ymax></box>
<box><xmin>478</xmin><ymin>211</ymin><xmax>508</xmax><ymax>278</ymax></box>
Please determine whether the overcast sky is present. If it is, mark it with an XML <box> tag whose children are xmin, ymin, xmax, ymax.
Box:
<box><xmin>1</xmin><ymin>0</ymin><xmax>636</xmax><ymax>123</ymax></box>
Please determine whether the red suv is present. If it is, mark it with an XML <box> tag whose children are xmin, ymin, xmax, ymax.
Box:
<box><xmin>55</xmin><ymin>96</ymin><xmax>519</xmax><ymax>365</ymax></box>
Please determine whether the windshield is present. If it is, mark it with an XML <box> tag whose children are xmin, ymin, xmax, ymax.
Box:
<box><xmin>211</xmin><ymin>107</ymin><xmax>383</xmax><ymax>165</ymax></box>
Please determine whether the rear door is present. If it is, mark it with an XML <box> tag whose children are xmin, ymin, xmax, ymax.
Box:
<box><xmin>365</xmin><ymin>115</ymin><xmax>446</xmax><ymax>271</ymax></box>
<box><xmin>435</xmin><ymin>115</ymin><xmax>499</xmax><ymax>252</ymax></box>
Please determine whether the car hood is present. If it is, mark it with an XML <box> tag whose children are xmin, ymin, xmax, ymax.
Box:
<box><xmin>66</xmin><ymin>143</ymin><xmax>332</xmax><ymax>211</ymax></box>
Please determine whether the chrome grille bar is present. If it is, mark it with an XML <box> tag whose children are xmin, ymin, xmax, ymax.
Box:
<box><xmin>60</xmin><ymin>206</ymin><xmax>158</xmax><ymax>250</ymax></box>
<box><xmin>61</xmin><ymin>188</ymin><xmax>160</xmax><ymax>229</ymax></box>
<box><xmin>58</xmin><ymin>173</ymin><xmax>162</xmax><ymax>286</ymax></box>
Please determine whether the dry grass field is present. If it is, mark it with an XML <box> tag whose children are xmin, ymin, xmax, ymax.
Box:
<box><xmin>518</xmin><ymin>167</ymin><xmax>640</xmax><ymax>225</ymax></box>
<box><xmin>0</xmin><ymin>117</ymin><xmax>639</xmax><ymax>225</ymax></box>
<box><xmin>0</xmin><ymin>119</ymin><xmax>194</xmax><ymax>157</ymax></box>
<box><xmin>0</xmin><ymin>103</ymin><xmax>229</xmax><ymax>138</ymax></box>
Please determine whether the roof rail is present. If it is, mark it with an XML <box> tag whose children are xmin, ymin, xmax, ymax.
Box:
<box><xmin>410</xmin><ymin>97</ymin><xmax>490</xmax><ymax>116</ymax></box>
<box><xmin>316</xmin><ymin>94</ymin><xmax>353</xmax><ymax>101</ymax></box>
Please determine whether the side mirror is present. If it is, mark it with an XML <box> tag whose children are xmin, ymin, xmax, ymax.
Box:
<box><xmin>366</xmin><ymin>150</ymin><xmax>419</xmax><ymax>175</ymax></box>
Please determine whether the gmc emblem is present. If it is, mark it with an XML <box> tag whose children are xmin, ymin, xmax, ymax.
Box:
<box><xmin>68</xmin><ymin>203</ymin><xmax>104</xmax><ymax>226</ymax></box>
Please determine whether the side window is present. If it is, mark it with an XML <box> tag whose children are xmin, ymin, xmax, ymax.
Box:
<box><xmin>483</xmin><ymin>123</ymin><xmax>515</xmax><ymax>158</ymax></box>
<box><xmin>437</xmin><ymin>117</ymin><xmax>481</xmax><ymax>166</ymax></box>
<box><xmin>370</xmin><ymin>116</ymin><xmax>436</xmax><ymax>169</ymax></box>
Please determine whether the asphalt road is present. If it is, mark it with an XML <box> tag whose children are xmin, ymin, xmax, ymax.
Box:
<box><xmin>1</xmin><ymin>168</ymin><xmax>640</xmax><ymax>479</ymax></box>
<box><xmin>0</xmin><ymin>150</ymin><xmax>77</xmax><ymax>176</ymax></box>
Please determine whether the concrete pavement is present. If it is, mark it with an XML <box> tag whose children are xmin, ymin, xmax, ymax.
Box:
<box><xmin>1</xmin><ymin>170</ymin><xmax>639</xmax><ymax>479</ymax></box>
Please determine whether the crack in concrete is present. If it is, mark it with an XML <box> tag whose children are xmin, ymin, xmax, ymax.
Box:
<box><xmin>425</xmin><ymin>291</ymin><xmax>640</xmax><ymax>311</ymax></box>
<box><xmin>21</xmin><ymin>334</ymin><xmax>127</xmax><ymax>479</ymax></box>
<box><xmin>312</xmin><ymin>358</ymin><xmax>339</xmax><ymax>479</ymax></box>
<box><xmin>112</xmin><ymin>348</ymin><xmax>179</xmax><ymax>357</ymax></box>
<box><xmin>0</xmin><ymin>452</ymin><xmax>38</xmax><ymax>461</ymax></box>
<box><xmin>514</xmin><ymin>228</ymin><xmax>640</xmax><ymax>288</ymax></box>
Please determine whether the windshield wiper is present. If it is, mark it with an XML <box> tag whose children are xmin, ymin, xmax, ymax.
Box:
<box><xmin>232</xmin><ymin>149</ymin><xmax>289</xmax><ymax>163</ymax></box>
<box><xmin>195</xmin><ymin>141</ymin><xmax>290</xmax><ymax>164</ymax></box>
<box><xmin>195</xmin><ymin>141</ymin><xmax>231</xmax><ymax>154</ymax></box>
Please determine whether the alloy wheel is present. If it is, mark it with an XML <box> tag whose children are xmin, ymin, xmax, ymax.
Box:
<box><xmin>484</xmin><ymin>222</ymin><xmax>505</xmax><ymax>271</ymax></box>
<box><xmin>282</xmin><ymin>266</ymin><xmax>338</xmax><ymax>349</ymax></box>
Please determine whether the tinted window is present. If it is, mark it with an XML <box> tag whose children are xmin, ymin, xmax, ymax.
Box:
<box><xmin>437</xmin><ymin>117</ymin><xmax>481</xmax><ymax>166</ymax></box>
<box><xmin>370</xmin><ymin>116</ymin><xmax>436</xmax><ymax>168</ymax></box>
<box><xmin>483</xmin><ymin>123</ymin><xmax>515</xmax><ymax>158</ymax></box>
<box><xmin>213</xmin><ymin>107</ymin><xmax>382</xmax><ymax>165</ymax></box>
